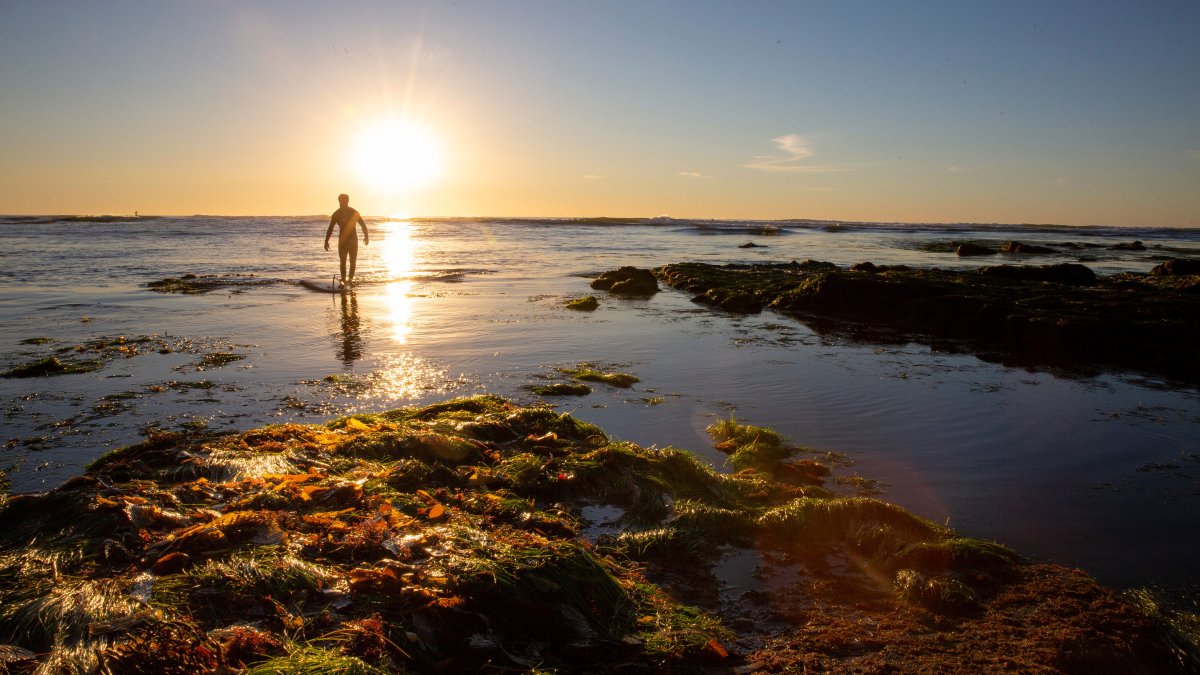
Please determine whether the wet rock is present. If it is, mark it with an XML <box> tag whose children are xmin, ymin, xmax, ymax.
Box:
<box><xmin>719</xmin><ymin>293</ymin><xmax>763</xmax><ymax>314</ymax></box>
<box><xmin>1000</xmin><ymin>241</ymin><xmax>1055</xmax><ymax>254</ymax></box>
<box><xmin>850</xmin><ymin>262</ymin><xmax>878</xmax><ymax>273</ymax></box>
<box><xmin>590</xmin><ymin>266</ymin><xmax>659</xmax><ymax>295</ymax></box>
<box><xmin>657</xmin><ymin>261</ymin><xmax>1200</xmax><ymax>382</ymax></box>
<box><xmin>692</xmin><ymin>290</ymin><xmax>763</xmax><ymax>314</ymax></box>
<box><xmin>738</xmin><ymin>242</ymin><xmax>766</xmax><ymax>248</ymax></box>
<box><xmin>789</xmin><ymin>259</ymin><xmax>839</xmax><ymax>272</ymax></box>
<box><xmin>978</xmin><ymin>263</ymin><xmax>1097</xmax><ymax>286</ymax></box>
<box><xmin>1150</xmin><ymin>258</ymin><xmax>1200</xmax><ymax>276</ymax></box>
<box><xmin>956</xmin><ymin>243</ymin><xmax>996</xmax><ymax>257</ymax></box>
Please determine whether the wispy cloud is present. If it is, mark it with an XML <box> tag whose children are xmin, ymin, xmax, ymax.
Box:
<box><xmin>677</xmin><ymin>171</ymin><xmax>711</xmax><ymax>178</ymax></box>
<box><xmin>743</xmin><ymin>134</ymin><xmax>849</xmax><ymax>173</ymax></box>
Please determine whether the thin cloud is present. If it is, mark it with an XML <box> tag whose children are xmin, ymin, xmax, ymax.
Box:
<box><xmin>743</xmin><ymin>134</ymin><xmax>849</xmax><ymax>173</ymax></box>
<box><xmin>678</xmin><ymin>171</ymin><xmax>711</xmax><ymax>178</ymax></box>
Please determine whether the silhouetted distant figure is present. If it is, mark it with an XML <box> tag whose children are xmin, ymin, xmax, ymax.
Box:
<box><xmin>324</xmin><ymin>193</ymin><xmax>369</xmax><ymax>287</ymax></box>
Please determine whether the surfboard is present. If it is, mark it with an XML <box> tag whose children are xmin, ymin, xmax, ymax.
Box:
<box><xmin>299</xmin><ymin>278</ymin><xmax>346</xmax><ymax>293</ymax></box>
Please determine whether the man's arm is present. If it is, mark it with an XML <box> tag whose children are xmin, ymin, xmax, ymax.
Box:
<box><xmin>357</xmin><ymin>212</ymin><xmax>369</xmax><ymax>245</ymax></box>
<box><xmin>324</xmin><ymin>215</ymin><xmax>336</xmax><ymax>251</ymax></box>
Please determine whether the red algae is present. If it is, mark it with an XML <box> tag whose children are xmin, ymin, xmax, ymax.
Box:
<box><xmin>0</xmin><ymin>396</ymin><xmax>1193</xmax><ymax>673</ymax></box>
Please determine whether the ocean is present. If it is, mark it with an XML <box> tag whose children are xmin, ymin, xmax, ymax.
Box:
<box><xmin>2</xmin><ymin>214</ymin><xmax>1198</xmax><ymax>591</ymax></box>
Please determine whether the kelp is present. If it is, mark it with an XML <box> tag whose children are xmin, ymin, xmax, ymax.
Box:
<box><xmin>0</xmin><ymin>395</ymin><xmax>1189</xmax><ymax>672</ymax></box>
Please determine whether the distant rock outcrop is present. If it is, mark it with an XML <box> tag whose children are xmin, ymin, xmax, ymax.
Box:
<box><xmin>590</xmin><ymin>266</ymin><xmax>659</xmax><ymax>295</ymax></box>
<box><xmin>1000</xmin><ymin>241</ymin><xmax>1055</xmax><ymax>254</ymax></box>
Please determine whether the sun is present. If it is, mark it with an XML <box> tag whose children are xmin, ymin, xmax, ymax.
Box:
<box><xmin>351</xmin><ymin>120</ymin><xmax>444</xmax><ymax>191</ymax></box>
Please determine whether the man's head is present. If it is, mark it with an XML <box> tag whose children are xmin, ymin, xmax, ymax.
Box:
<box><xmin>338</xmin><ymin>194</ymin><xmax>350</xmax><ymax>207</ymax></box>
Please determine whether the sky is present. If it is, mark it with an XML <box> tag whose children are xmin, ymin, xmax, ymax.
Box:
<box><xmin>1</xmin><ymin>1</ymin><xmax>1198</xmax><ymax>226</ymax></box>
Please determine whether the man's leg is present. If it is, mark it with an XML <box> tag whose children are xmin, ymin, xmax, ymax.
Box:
<box><xmin>338</xmin><ymin>247</ymin><xmax>349</xmax><ymax>284</ymax></box>
<box><xmin>346</xmin><ymin>240</ymin><xmax>359</xmax><ymax>284</ymax></box>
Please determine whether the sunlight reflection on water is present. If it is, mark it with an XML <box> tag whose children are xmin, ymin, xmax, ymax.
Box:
<box><xmin>380</xmin><ymin>220</ymin><xmax>417</xmax><ymax>344</ymax></box>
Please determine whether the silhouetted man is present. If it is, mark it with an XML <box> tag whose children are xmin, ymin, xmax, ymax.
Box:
<box><xmin>324</xmin><ymin>193</ymin><xmax>369</xmax><ymax>287</ymax></box>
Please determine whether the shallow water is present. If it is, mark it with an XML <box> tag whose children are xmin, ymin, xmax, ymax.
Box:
<box><xmin>1</xmin><ymin>215</ymin><xmax>1198</xmax><ymax>589</ymax></box>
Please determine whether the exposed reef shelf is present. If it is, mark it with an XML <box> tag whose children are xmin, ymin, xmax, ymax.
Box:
<box><xmin>657</xmin><ymin>260</ymin><xmax>1200</xmax><ymax>382</ymax></box>
<box><xmin>0</xmin><ymin>396</ymin><xmax>1191</xmax><ymax>672</ymax></box>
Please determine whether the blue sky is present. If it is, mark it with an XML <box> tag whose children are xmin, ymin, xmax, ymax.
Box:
<box><xmin>1</xmin><ymin>1</ymin><xmax>1197</xmax><ymax>225</ymax></box>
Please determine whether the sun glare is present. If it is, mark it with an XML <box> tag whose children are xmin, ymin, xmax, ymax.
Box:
<box><xmin>352</xmin><ymin>120</ymin><xmax>444</xmax><ymax>192</ymax></box>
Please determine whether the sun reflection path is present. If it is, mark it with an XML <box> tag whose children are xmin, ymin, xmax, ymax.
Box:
<box><xmin>378</xmin><ymin>220</ymin><xmax>418</xmax><ymax>344</ymax></box>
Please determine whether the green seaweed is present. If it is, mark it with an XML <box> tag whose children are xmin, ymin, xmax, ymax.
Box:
<box><xmin>1</xmin><ymin>356</ymin><xmax>102</xmax><ymax>378</ymax></box>
<box><xmin>0</xmin><ymin>394</ymin><xmax>1174</xmax><ymax>671</ymax></box>
<box><xmin>558</xmin><ymin>363</ymin><xmax>639</xmax><ymax>388</ymax></box>
<box><xmin>147</xmin><ymin>275</ymin><xmax>211</xmax><ymax>295</ymax></box>
<box><xmin>525</xmin><ymin>382</ymin><xmax>592</xmax><ymax>396</ymax></box>
<box><xmin>243</xmin><ymin>645</ymin><xmax>389</xmax><ymax>675</ymax></box>
<box><xmin>706</xmin><ymin>416</ymin><xmax>793</xmax><ymax>470</ymax></box>
<box><xmin>564</xmin><ymin>295</ymin><xmax>599</xmax><ymax>311</ymax></box>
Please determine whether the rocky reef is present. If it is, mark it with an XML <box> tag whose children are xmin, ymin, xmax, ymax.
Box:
<box><xmin>0</xmin><ymin>396</ymin><xmax>1194</xmax><ymax>672</ymax></box>
<box><xmin>658</xmin><ymin>260</ymin><xmax>1200</xmax><ymax>382</ymax></box>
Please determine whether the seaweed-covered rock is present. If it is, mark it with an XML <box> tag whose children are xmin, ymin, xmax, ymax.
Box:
<box><xmin>693</xmin><ymin>290</ymin><xmax>763</xmax><ymax>314</ymax></box>
<box><xmin>1</xmin><ymin>356</ymin><xmax>102</xmax><ymax>378</ymax></box>
<box><xmin>657</xmin><ymin>261</ymin><xmax>1200</xmax><ymax>382</ymax></box>
<box><xmin>0</xmin><ymin>396</ymin><xmax>1191</xmax><ymax>673</ymax></box>
<box><xmin>979</xmin><ymin>263</ymin><xmax>1097</xmax><ymax>286</ymax></box>
<box><xmin>590</xmin><ymin>267</ymin><xmax>659</xmax><ymax>295</ymax></box>
<box><xmin>1151</xmin><ymin>258</ymin><xmax>1200</xmax><ymax>276</ymax></box>
<box><xmin>564</xmin><ymin>295</ymin><xmax>599</xmax><ymax>311</ymax></box>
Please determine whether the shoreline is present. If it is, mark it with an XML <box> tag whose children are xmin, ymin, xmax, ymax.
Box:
<box><xmin>1</xmin><ymin>395</ymin><xmax>1194</xmax><ymax>672</ymax></box>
